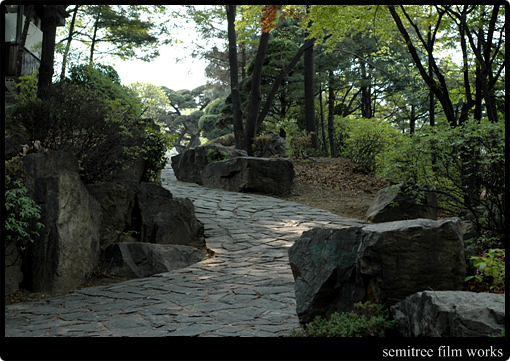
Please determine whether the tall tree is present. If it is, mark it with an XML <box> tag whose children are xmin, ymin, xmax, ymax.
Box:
<box><xmin>160</xmin><ymin>85</ymin><xmax>214</xmax><ymax>152</ymax></box>
<box><xmin>441</xmin><ymin>4</ymin><xmax>505</xmax><ymax>123</ymax></box>
<box><xmin>59</xmin><ymin>5</ymin><xmax>79</xmax><ymax>81</ymax></box>
<box><xmin>38</xmin><ymin>5</ymin><xmax>68</xmax><ymax>98</ymax></box>
<box><xmin>327</xmin><ymin>70</ymin><xmax>337</xmax><ymax>157</ymax></box>
<box><xmin>56</xmin><ymin>5</ymin><xmax>172</xmax><ymax>68</ymax></box>
<box><xmin>227</xmin><ymin>5</ymin><xmax>315</xmax><ymax>154</ymax></box>
<box><xmin>387</xmin><ymin>5</ymin><xmax>458</xmax><ymax>127</ymax></box>
<box><xmin>304</xmin><ymin>6</ymin><xmax>318</xmax><ymax>150</ymax></box>
<box><xmin>226</xmin><ymin>5</ymin><xmax>245</xmax><ymax>151</ymax></box>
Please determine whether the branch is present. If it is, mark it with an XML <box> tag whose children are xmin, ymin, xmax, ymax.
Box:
<box><xmin>256</xmin><ymin>37</ymin><xmax>316</xmax><ymax>129</ymax></box>
<box><xmin>387</xmin><ymin>5</ymin><xmax>456</xmax><ymax>126</ymax></box>
<box><xmin>332</xmin><ymin>48</ymin><xmax>395</xmax><ymax>78</ymax></box>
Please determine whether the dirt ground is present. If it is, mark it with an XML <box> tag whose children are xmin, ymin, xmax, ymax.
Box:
<box><xmin>276</xmin><ymin>157</ymin><xmax>390</xmax><ymax>220</ymax></box>
<box><xmin>5</xmin><ymin>157</ymin><xmax>388</xmax><ymax>305</ymax></box>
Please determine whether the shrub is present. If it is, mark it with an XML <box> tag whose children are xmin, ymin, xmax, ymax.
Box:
<box><xmin>199</xmin><ymin>99</ymin><xmax>231</xmax><ymax>141</ymax></box>
<box><xmin>4</xmin><ymin>171</ymin><xmax>44</xmax><ymax>263</ymax></box>
<box><xmin>206</xmin><ymin>148</ymin><xmax>229</xmax><ymax>163</ymax></box>
<box><xmin>290</xmin><ymin>301</ymin><xmax>396</xmax><ymax>337</ymax></box>
<box><xmin>337</xmin><ymin>116</ymin><xmax>401</xmax><ymax>173</ymax></box>
<box><xmin>15</xmin><ymin>70</ymin><xmax>38</xmax><ymax>103</ymax></box>
<box><xmin>207</xmin><ymin>133</ymin><xmax>236</xmax><ymax>147</ymax></box>
<box><xmin>289</xmin><ymin>132</ymin><xmax>314</xmax><ymax>159</ymax></box>
<box><xmin>465</xmin><ymin>248</ymin><xmax>505</xmax><ymax>293</ymax></box>
<box><xmin>7</xmin><ymin>82</ymin><xmax>141</xmax><ymax>184</ymax></box>
<box><xmin>68</xmin><ymin>64</ymin><xmax>131</xmax><ymax>100</ymax></box>
<box><xmin>377</xmin><ymin>119</ymin><xmax>505</xmax><ymax>244</ymax></box>
<box><xmin>141</xmin><ymin>123</ymin><xmax>176</xmax><ymax>182</ymax></box>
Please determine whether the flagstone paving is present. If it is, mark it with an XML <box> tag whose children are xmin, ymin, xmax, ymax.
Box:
<box><xmin>4</xmin><ymin>163</ymin><xmax>366</xmax><ymax>337</ymax></box>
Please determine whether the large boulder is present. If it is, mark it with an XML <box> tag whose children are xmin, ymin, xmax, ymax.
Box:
<box><xmin>288</xmin><ymin>217</ymin><xmax>465</xmax><ymax>324</ymax></box>
<box><xmin>86</xmin><ymin>182</ymin><xmax>137</xmax><ymax>247</ymax></box>
<box><xmin>136</xmin><ymin>182</ymin><xmax>205</xmax><ymax>249</ymax></box>
<box><xmin>390</xmin><ymin>291</ymin><xmax>505</xmax><ymax>337</ymax></box>
<box><xmin>366</xmin><ymin>182</ymin><xmax>438</xmax><ymax>223</ymax></box>
<box><xmin>17</xmin><ymin>151</ymin><xmax>101</xmax><ymax>293</ymax></box>
<box><xmin>171</xmin><ymin>143</ymin><xmax>248</xmax><ymax>184</ymax></box>
<box><xmin>201</xmin><ymin>156</ymin><xmax>295</xmax><ymax>195</ymax></box>
<box><xmin>103</xmin><ymin>242</ymin><xmax>205</xmax><ymax>279</ymax></box>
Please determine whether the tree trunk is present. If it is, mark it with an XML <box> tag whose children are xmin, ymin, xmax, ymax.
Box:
<box><xmin>15</xmin><ymin>5</ymin><xmax>34</xmax><ymax>81</ymax></box>
<box><xmin>244</xmin><ymin>31</ymin><xmax>270</xmax><ymax>155</ymax></box>
<box><xmin>37</xmin><ymin>5</ymin><xmax>60</xmax><ymax>99</ymax></box>
<box><xmin>226</xmin><ymin>5</ymin><xmax>245</xmax><ymax>151</ymax></box>
<box><xmin>60</xmin><ymin>5</ymin><xmax>79</xmax><ymax>81</ymax></box>
<box><xmin>304</xmin><ymin>38</ymin><xmax>318</xmax><ymax>150</ymax></box>
<box><xmin>409</xmin><ymin>104</ymin><xmax>416</xmax><ymax>134</ymax></box>
<box><xmin>89</xmin><ymin>7</ymin><xmax>101</xmax><ymax>65</ymax></box>
<box><xmin>255</xmin><ymin>37</ymin><xmax>316</xmax><ymax>132</ymax></box>
<box><xmin>360</xmin><ymin>60</ymin><xmax>373</xmax><ymax>118</ymax></box>
<box><xmin>328</xmin><ymin>70</ymin><xmax>338</xmax><ymax>158</ymax></box>
<box><xmin>240</xmin><ymin>42</ymin><xmax>247</xmax><ymax>81</ymax></box>
<box><xmin>318</xmin><ymin>85</ymin><xmax>328</xmax><ymax>156</ymax></box>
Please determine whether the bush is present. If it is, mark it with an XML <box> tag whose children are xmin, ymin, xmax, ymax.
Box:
<box><xmin>4</xmin><ymin>170</ymin><xmax>44</xmax><ymax>264</ymax></box>
<box><xmin>206</xmin><ymin>148</ymin><xmax>229</xmax><ymax>163</ymax></box>
<box><xmin>377</xmin><ymin>119</ymin><xmax>505</xmax><ymax>244</ymax></box>
<box><xmin>465</xmin><ymin>248</ymin><xmax>505</xmax><ymax>293</ymax></box>
<box><xmin>7</xmin><ymin>64</ymin><xmax>179</xmax><ymax>186</ymax></box>
<box><xmin>207</xmin><ymin>133</ymin><xmax>236</xmax><ymax>147</ymax></box>
<box><xmin>7</xmin><ymin>82</ymin><xmax>143</xmax><ymax>184</ymax></box>
<box><xmin>140</xmin><ymin>123</ymin><xmax>176</xmax><ymax>182</ymax></box>
<box><xmin>199</xmin><ymin>99</ymin><xmax>231</xmax><ymax>141</ymax></box>
<box><xmin>337</xmin><ymin>116</ymin><xmax>401</xmax><ymax>173</ymax></box>
<box><xmin>289</xmin><ymin>131</ymin><xmax>314</xmax><ymax>159</ymax></box>
<box><xmin>290</xmin><ymin>301</ymin><xmax>396</xmax><ymax>337</ymax></box>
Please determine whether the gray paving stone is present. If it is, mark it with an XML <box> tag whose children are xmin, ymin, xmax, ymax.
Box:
<box><xmin>4</xmin><ymin>163</ymin><xmax>367</xmax><ymax>338</ymax></box>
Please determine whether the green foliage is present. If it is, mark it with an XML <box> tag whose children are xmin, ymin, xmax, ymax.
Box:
<box><xmin>377</xmin><ymin>118</ymin><xmax>505</xmax><ymax>242</ymax></box>
<box><xmin>206</xmin><ymin>149</ymin><xmax>229</xmax><ymax>163</ymax></box>
<box><xmin>465</xmin><ymin>249</ymin><xmax>505</xmax><ymax>292</ymax></box>
<box><xmin>199</xmin><ymin>99</ymin><xmax>231</xmax><ymax>140</ymax></box>
<box><xmin>67</xmin><ymin>63</ymin><xmax>142</xmax><ymax>117</ymax></box>
<box><xmin>4</xmin><ymin>174</ymin><xmax>44</xmax><ymax>255</ymax></box>
<box><xmin>7</xmin><ymin>79</ymin><xmax>145</xmax><ymax>184</ymax></box>
<box><xmin>14</xmin><ymin>70</ymin><xmax>39</xmax><ymax>103</ymax></box>
<box><xmin>338</xmin><ymin>116</ymin><xmax>401</xmax><ymax>173</ymax></box>
<box><xmin>290</xmin><ymin>301</ymin><xmax>395</xmax><ymax>337</ymax></box>
<box><xmin>77</xmin><ymin>5</ymin><xmax>172</xmax><ymax>62</ymax></box>
<box><xmin>489</xmin><ymin>329</ymin><xmax>505</xmax><ymax>337</ymax></box>
<box><xmin>206</xmin><ymin>133</ymin><xmax>236</xmax><ymax>147</ymax></box>
<box><xmin>128</xmin><ymin>82</ymin><xmax>170</xmax><ymax>127</ymax></box>
<box><xmin>8</xmin><ymin>82</ymin><xmax>113</xmax><ymax>150</ymax></box>
<box><xmin>141</xmin><ymin>124</ymin><xmax>176</xmax><ymax>182</ymax></box>
<box><xmin>289</xmin><ymin>131</ymin><xmax>314</xmax><ymax>159</ymax></box>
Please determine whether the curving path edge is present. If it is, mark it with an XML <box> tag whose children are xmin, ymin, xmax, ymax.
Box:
<box><xmin>4</xmin><ymin>163</ymin><xmax>367</xmax><ymax>337</ymax></box>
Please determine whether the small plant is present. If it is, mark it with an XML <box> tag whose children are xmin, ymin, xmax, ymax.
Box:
<box><xmin>465</xmin><ymin>248</ymin><xmax>505</xmax><ymax>292</ymax></box>
<box><xmin>290</xmin><ymin>301</ymin><xmax>395</xmax><ymax>337</ymax></box>
<box><xmin>5</xmin><ymin>174</ymin><xmax>44</xmax><ymax>259</ymax></box>
<box><xmin>206</xmin><ymin>148</ymin><xmax>229</xmax><ymax>163</ymax></box>
<box><xmin>15</xmin><ymin>70</ymin><xmax>38</xmax><ymax>103</ymax></box>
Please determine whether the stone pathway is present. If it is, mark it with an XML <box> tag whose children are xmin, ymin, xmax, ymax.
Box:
<box><xmin>4</xmin><ymin>164</ymin><xmax>366</xmax><ymax>337</ymax></box>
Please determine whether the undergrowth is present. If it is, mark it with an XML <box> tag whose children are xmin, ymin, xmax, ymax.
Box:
<box><xmin>290</xmin><ymin>301</ymin><xmax>395</xmax><ymax>337</ymax></box>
